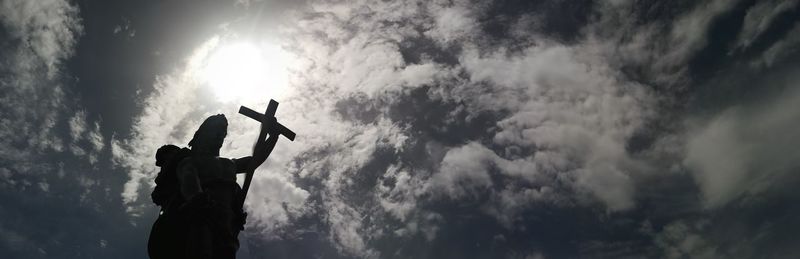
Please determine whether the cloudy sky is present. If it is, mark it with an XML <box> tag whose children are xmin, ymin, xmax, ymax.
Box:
<box><xmin>2</xmin><ymin>0</ymin><xmax>800</xmax><ymax>258</ymax></box>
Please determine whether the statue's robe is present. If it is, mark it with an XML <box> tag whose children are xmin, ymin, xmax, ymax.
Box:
<box><xmin>177</xmin><ymin>153</ymin><xmax>244</xmax><ymax>259</ymax></box>
<box><xmin>148</xmin><ymin>204</ymin><xmax>184</xmax><ymax>259</ymax></box>
<box><xmin>148</xmin><ymin>148</ymin><xmax>190</xmax><ymax>259</ymax></box>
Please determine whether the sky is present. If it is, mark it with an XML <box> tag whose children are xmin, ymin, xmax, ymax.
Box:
<box><xmin>2</xmin><ymin>0</ymin><xmax>800</xmax><ymax>258</ymax></box>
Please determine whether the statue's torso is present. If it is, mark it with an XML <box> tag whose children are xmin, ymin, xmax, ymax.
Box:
<box><xmin>175</xmin><ymin>154</ymin><xmax>242</xmax><ymax>258</ymax></box>
<box><xmin>177</xmin><ymin>154</ymin><xmax>240</xmax><ymax>208</ymax></box>
<box><xmin>189</xmin><ymin>155</ymin><xmax>237</xmax><ymax>184</ymax></box>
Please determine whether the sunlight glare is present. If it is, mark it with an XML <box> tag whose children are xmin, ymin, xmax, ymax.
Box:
<box><xmin>201</xmin><ymin>41</ymin><xmax>291</xmax><ymax>102</ymax></box>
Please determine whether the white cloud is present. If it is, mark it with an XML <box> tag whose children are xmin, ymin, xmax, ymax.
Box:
<box><xmin>425</xmin><ymin>1</ymin><xmax>481</xmax><ymax>45</ymax></box>
<box><xmin>324</xmin><ymin>194</ymin><xmax>377</xmax><ymax>258</ymax></box>
<box><xmin>88</xmin><ymin>121</ymin><xmax>105</xmax><ymax>152</ymax></box>
<box><xmin>111</xmin><ymin>0</ymin><xmax>800</xmax><ymax>257</ymax></box>
<box><xmin>588</xmin><ymin>0</ymin><xmax>800</xmax><ymax>212</ymax></box>
<box><xmin>278</xmin><ymin>4</ymin><xmax>671</xmax><ymax>255</ymax></box>
<box><xmin>259</xmin><ymin>0</ymin><xmax>667</xmax><ymax>254</ymax></box>
<box><xmin>0</xmin><ymin>0</ymin><xmax>84</xmax><ymax>181</ymax></box>
<box><xmin>685</xmin><ymin>78</ymin><xmax>800</xmax><ymax>208</ymax></box>
<box><xmin>684</xmin><ymin>111</ymin><xmax>750</xmax><ymax>207</ymax></box>
<box><xmin>666</xmin><ymin>0</ymin><xmax>741</xmax><ymax>66</ymax></box>
<box><xmin>294</xmin><ymin>118</ymin><xmax>407</xmax><ymax>256</ymax></box>
<box><xmin>244</xmin><ymin>172</ymin><xmax>310</xmax><ymax>237</ymax></box>
<box><xmin>0</xmin><ymin>0</ymin><xmax>82</xmax><ymax>77</ymax></box>
<box><xmin>429</xmin><ymin>142</ymin><xmax>496</xmax><ymax>198</ymax></box>
<box><xmin>113</xmin><ymin>38</ymin><xmax>226</xmax><ymax>206</ymax></box>
<box><xmin>376</xmin><ymin>165</ymin><xmax>425</xmax><ymax>222</ymax></box>
<box><xmin>69</xmin><ymin>110</ymin><xmax>88</xmax><ymax>141</ymax></box>
<box><xmin>67</xmin><ymin>110</ymin><xmax>105</xmax><ymax>163</ymax></box>
<box><xmin>0</xmin><ymin>2</ymin><xmax>111</xmax><ymax>256</ymax></box>
<box><xmin>454</xmin><ymin>43</ymin><xmax>654</xmax><ymax>211</ymax></box>
<box><xmin>590</xmin><ymin>0</ymin><xmax>742</xmax><ymax>85</ymax></box>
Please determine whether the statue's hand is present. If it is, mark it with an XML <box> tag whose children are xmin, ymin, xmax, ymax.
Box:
<box><xmin>249</xmin><ymin>116</ymin><xmax>280</xmax><ymax>172</ymax></box>
<box><xmin>260</xmin><ymin>116</ymin><xmax>278</xmax><ymax>136</ymax></box>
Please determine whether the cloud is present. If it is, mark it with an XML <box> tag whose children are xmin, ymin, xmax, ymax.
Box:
<box><xmin>112</xmin><ymin>3</ymin><xmax>437</xmax><ymax>257</ymax></box>
<box><xmin>251</xmin><ymin>0</ymin><xmax>666</xmax><ymax>255</ymax></box>
<box><xmin>455</xmin><ymin>43</ymin><xmax>654</xmax><ymax>212</ymax></box>
<box><xmin>734</xmin><ymin>0</ymin><xmax>799</xmax><ymax>51</ymax></box>
<box><xmin>112</xmin><ymin>44</ymin><xmax>207</xmax><ymax>206</ymax></box>
<box><xmin>69</xmin><ymin>110</ymin><xmax>88</xmax><ymax>141</ymax></box>
<box><xmin>0</xmin><ymin>2</ymin><xmax>140</xmax><ymax>257</ymax></box>
<box><xmin>670</xmin><ymin>0</ymin><xmax>741</xmax><ymax>51</ymax></box>
<box><xmin>256</xmin><ymin>1</ymin><xmax>674</xmax><ymax>256</ymax></box>
<box><xmin>428</xmin><ymin>142</ymin><xmax>497</xmax><ymax>198</ymax></box>
<box><xmin>756</xmin><ymin>22</ymin><xmax>800</xmax><ymax>67</ymax></box>
<box><xmin>376</xmin><ymin>165</ymin><xmax>425</xmax><ymax>222</ymax></box>
<box><xmin>685</xmin><ymin>75</ymin><xmax>800</xmax><ymax>208</ymax></box>
<box><xmin>425</xmin><ymin>1</ymin><xmax>480</xmax><ymax>45</ymax></box>
<box><xmin>654</xmin><ymin>220</ymin><xmax>720</xmax><ymax>259</ymax></box>
<box><xmin>109</xmin><ymin>0</ymin><xmax>800</xmax><ymax>257</ymax></box>
<box><xmin>0</xmin><ymin>0</ymin><xmax>82</xmax><ymax>77</ymax></box>
<box><xmin>590</xmin><ymin>0</ymin><xmax>744</xmax><ymax>85</ymax></box>
<box><xmin>67</xmin><ymin>110</ymin><xmax>105</xmax><ymax>163</ymax></box>
<box><xmin>0</xmin><ymin>0</ymin><xmax>85</xmax><ymax>182</ymax></box>
<box><xmin>243</xmin><ymin>172</ymin><xmax>310</xmax><ymax>237</ymax></box>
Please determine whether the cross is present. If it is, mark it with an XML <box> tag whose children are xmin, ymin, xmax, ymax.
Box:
<box><xmin>238</xmin><ymin>99</ymin><xmax>296</xmax><ymax>141</ymax></box>
<box><xmin>237</xmin><ymin>99</ymin><xmax>295</xmax><ymax>207</ymax></box>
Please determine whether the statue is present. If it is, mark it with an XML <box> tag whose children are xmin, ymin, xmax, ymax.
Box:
<box><xmin>148</xmin><ymin>100</ymin><xmax>295</xmax><ymax>259</ymax></box>
<box><xmin>148</xmin><ymin>144</ymin><xmax>190</xmax><ymax>259</ymax></box>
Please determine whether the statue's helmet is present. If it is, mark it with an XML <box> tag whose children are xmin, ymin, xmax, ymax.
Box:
<box><xmin>188</xmin><ymin>114</ymin><xmax>228</xmax><ymax>156</ymax></box>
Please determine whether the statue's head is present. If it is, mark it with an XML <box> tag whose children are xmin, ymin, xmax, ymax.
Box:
<box><xmin>188</xmin><ymin>114</ymin><xmax>228</xmax><ymax>156</ymax></box>
<box><xmin>155</xmin><ymin>144</ymin><xmax>180</xmax><ymax>166</ymax></box>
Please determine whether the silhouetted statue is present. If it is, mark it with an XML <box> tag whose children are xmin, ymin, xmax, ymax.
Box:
<box><xmin>148</xmin><ymin>144</ymin><xmax>191</xmax><ymax>259</ymax></box>
<box><xmin>149</xmin><ymin>99</ymin><xmax>295</xmax><ymax>259</ymax></box>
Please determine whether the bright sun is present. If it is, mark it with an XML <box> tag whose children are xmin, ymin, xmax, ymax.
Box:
<box><xmin>200</xmin><ymin>41</ymin><xmax>291</xmax><ymax>102</ymax></box>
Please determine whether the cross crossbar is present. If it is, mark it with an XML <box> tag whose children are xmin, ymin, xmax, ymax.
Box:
<box><xmin>238</xmin><ymin>100</ymin><xmax>296</xmax><ymax>141</ymax></box>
